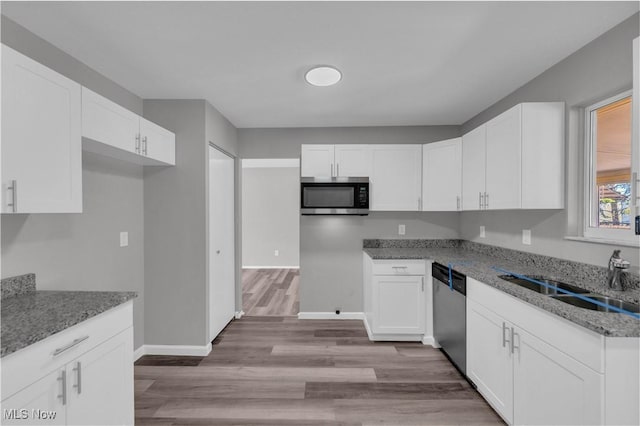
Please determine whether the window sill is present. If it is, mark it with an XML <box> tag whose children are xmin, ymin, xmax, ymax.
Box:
<box><xmin>564</xmin><ymin>236</ymin><xmax>640</xmax><ymax>248</ymax></box>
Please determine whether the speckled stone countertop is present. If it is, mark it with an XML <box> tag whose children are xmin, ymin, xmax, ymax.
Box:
<box><xmin>363</xmin><ymin>240</ymin><xmax>640</xmax><ymax>338</ymax></box>
<box><xmin>1</xmin><ymin>275</ymin><xmax>137</xmax><ymax>357</ymax></box>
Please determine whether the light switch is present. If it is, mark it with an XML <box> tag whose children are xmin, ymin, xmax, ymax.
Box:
<box><xmin>480</xmin><ymin>226</ymin><xmax>486</xmax><ymax>238</ymax></box>
<box><xmin>120</xmin><ymin>232</ymin><xmax>129</xmax><ymax>247</ymax></box>
<box><xmin>522</xmin><ymin>229</ymin><xmax>532</xmax><ymax>245</ymax></box>
<box><xmin>274</xmin><ymin>249</ymin><xmax>279</xmax><ymax>256</ymax></box>
<box><xmin>398</xmin><ymin>224</ymin><xmax>406</xmax><ymax>235</ymax></box>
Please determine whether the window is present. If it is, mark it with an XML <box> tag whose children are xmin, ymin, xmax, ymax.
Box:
<box><xmin>584</xmin><ymin>91</ymin><xmax>637</xmax><ymax>244</ymax></box>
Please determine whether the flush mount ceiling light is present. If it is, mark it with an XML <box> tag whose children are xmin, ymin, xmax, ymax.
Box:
<box><xmin>305</xmin><ymin>66</ymin><xmax>342</xmax><ymax>87</ymax></box>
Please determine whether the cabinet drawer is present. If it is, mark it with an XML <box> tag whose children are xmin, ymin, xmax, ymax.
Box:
<box><xmin>372</xmin><ymin>260</ymin><xmax>426</xmax><ymax>276</ymax></box>
<box><xmin>1</xmin><ymin>301</ymin><xmax>133</xmax><ymax>400</ymax></box>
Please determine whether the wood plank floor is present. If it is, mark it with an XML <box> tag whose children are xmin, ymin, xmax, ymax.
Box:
<box><xmin>135</xmin><ymin>317</ymin><xmax>504</xmax><ymax>425</ymax></box>
<box><xmin>242</xmin><ymin>268</ymin><xmax>299</xmax><ymax>316</ymax></box>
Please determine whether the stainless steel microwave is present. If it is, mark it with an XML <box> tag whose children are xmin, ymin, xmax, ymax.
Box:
<box><xmin>300</xmin><ymin>177</ymin><xmax>369</xmax><ymax>215</ymax></box>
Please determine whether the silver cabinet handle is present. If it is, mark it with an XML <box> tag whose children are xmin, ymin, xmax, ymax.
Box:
<box><xmin>53</xmin><ymin>335</ymin><xmax>89</xmax><ymax>357</ymax></box>
<box><xmin>330</xmin><ymin>163</ymin><xmax>334</xmax><ymax>177</ymax></box>
<box><xmin>142</xmin><ymin>136</ymin><xmax>148</xmax><ymax>156</ymax></box>
<box><xmin>510</xmin><ymin>327</ymin><xmax>517</xmax><ymax>354</ymax></box>
<box><xmin>418</xmin><ymin>197</ymin><xmax>422</xmax><ymax>210</ymax></box>
<box><xmin>456</xmin><ymin>195</ymin><xmax>460</xmax><ymax>211</ymax></box>
<box><xmin>57</xmin><ymin>370</ymin><xmax>67</xmax><ymax>405</ymax></box>
<box><xmin>336</xmin><ymin>163</ymin><xmax>340</xmax><ymax>177</ymax></box>
<box><xmin>73</xmin><ymin>362</ymin><xmax>82</xmax><ymax>394</ymax></box>
<box><xmin>502</xmin><ymin>322</ymin><xmax>510</xmax><ymax>348</ymax></box>
<box><xmin>135</xmin><ymin>133</ymin><xmax>141</xmax><ymax>154</ymax></box>
<box><xmin>421</xmin><ymin>276</ymin><xmax>424</xmax><ymax>292</ymax></box>
<box><xmin>484</xmin><ymin>192</ymin><xmax>489</xmax><ymax>209</ymax></box>
<box><xmin>7</xmin><ymin>179</ymin><xmax>17</xmax><ymax>212</ymax></box>
<box><xmin>479</xmin><ymin>192</ymin><xmax>483</xmax><ymax>210</ymax></box>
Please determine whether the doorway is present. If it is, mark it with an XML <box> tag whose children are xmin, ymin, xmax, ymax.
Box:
<box><xmin>209</xmin><ymin>145</ymin><xmax>236</xmax><ymax>341</ymax></box>
<box><xmin>241</xmin><ymin>159</ymin><xmax>300</xmax><ymax>316</ymax></box>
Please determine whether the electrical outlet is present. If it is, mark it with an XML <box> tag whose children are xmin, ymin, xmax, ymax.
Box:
<box><xmin>479</xmin><ymin>226</ymin><xmax>486</xmax><ymax>238</ymax></box>
<box><xmin>120</xmin><ymin>232</ymin><xmax>128</xmax><ymax>247</ymax></box>
<box><xmin>398</xmin><ymin>224</ymin><xmax>406</xmax><ymax>235</ymax></box>
<box><xmin>274</xmin><ymin>249</ymin><xmax>279</xmax><ymax>256</ymax></box>
<box><xmin>522</xmin><ymin>229</ymin><xmax>531</xmax><ymax>245</ymax></box>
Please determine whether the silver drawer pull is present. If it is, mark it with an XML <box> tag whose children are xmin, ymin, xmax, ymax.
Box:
<box><xmin>53</xmin><ymin>335</ymin><xmax>89</xmax><ymax>357</ymax></box>
<box><xmin>7</xmin><ymin>179</ymin><xmax>17</xmax><ymax>212</ymax></box>
<box><xmin>502</xmin><ymin>322</ymin><xmax>510</xmax><ymax>348</ymax></box>
<box><xmin>57</xmin><ymin>370</ymin><xmax>67</xmax><ymax>405</ymax></box>
<box><xmin>392</xmin><ymin>266</ymin><xmax>408</xmax><ymax>270</ymax></box>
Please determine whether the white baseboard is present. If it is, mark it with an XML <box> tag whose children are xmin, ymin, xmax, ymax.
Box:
<box><xmin>297</xmin><ymin>311</ymin><xmax>364</xmax><ymax>320</ymax></box>
<box><xmin>363</xmin><ymin>315</ymin><xmax>373</xmax><ymax>340</ymax></box>
<box><xmin>234</xmin><ymin>310</ymin><xmax>245</xmax><ymax>319</ymax></box>
<box><xmin>242</xmin><ymin>266</ymin><xmax>300</xmax><ymax>269</ymax></box>
<box><xmin>422</xmin><ymin>336</ymin><xmax>437</xmax><ymax>347</ymax></box>
<box><xmin>133</xmin><ymin>343</ymin><xmax>212</xmax><ymax>360</ymax></box>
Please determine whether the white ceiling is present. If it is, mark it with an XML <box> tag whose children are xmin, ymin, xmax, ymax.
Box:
<box><xmin>2</xmin><ymin>1</ymin><xmax>638</xmax><ymax>128</ymax></box>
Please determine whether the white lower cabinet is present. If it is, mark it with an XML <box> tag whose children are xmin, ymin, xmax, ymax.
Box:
<box><xmin>363</xmin><ymin>255</ymin><xmax>427</xmax><ymax>341</ymax></box>
<box><xmin>467</xmin><ymin>278</ymin><xmax>608</xmax><ymax>425</ymax></box>
<box><xmin>467</xmin><ymin>299</ymin><xmax>514</xmax><ymax>423</ymax></box>
<box><xmin>1</xmin><ymin>302</ymin><xmax>134</xmax><ymax>426</ymax></box>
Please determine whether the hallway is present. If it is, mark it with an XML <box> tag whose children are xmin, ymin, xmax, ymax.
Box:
<box><xmin>242</xmin><ymin>268</ymin><xmax>299</xmax><ymax>316</ymax></box>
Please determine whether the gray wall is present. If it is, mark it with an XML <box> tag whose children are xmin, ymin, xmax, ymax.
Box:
<box><xmin>144</xmin><ymin>100</ymin><xmax>238</xmax><ymax>347</ymax></box>
<box><xmin>1</xmin><ymin>17</ymin><xmax>146</xmax><ymax>348</ymax></box>
<box><xmin>238</xmin><ymin>126</ymin><xmax>461</xmax><ymax>312</ymax></box>
<box><xmin>241</xmin><ymin>166</ymin><xmax>300</xmax><ymax>267</ymax></box>
<box><xmin>460</xmin><ymin>13</ymin><xmax>640</xmax><ymax>272</ymax></box>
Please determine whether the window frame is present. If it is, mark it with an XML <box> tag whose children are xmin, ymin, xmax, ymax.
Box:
<box><xmin>583</xmin><ymin>89</ymin><xmax>638</xmax><ymax>245</ymax></box>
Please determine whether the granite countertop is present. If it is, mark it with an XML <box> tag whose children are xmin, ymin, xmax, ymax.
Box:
<box><xmin>1</xmin><ymin>277</ymin><xmax>137</xmax><ymax>357</ymax></box>
<box><xmin>363</xmin><ymin>240</ymin><xmax>640</xmax><ymax>338</ymax></box>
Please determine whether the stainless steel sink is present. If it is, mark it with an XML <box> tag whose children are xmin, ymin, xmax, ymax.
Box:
<box><xmin>550</xmin><ymin>294</ymin><xmax>640</xmax><ymax>314</ymax></box>
<box><xmin>499</xmin><ymin>275</ymin><xmax>589</xmax><ymax>295</ymax></box>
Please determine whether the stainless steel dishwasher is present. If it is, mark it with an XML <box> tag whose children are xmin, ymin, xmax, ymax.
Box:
<box><xmin>432</xmin><ymin>262</ymin><xmax>467</xmax><ymax>375</ymax></box>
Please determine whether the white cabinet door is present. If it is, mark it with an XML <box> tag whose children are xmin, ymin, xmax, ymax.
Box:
<box><xmin>301</xmin><ymin>145</ymin><xmax>334</xmax><ymax>177</ymax></box>
<box><xmin>67</xmin><ymin>329</ymin><xmax>134</xmax><ymax>426</ymax></box>
<box><xmin>485</xmin><ymin>105</ymin><xmax>522</xmax><ymax>210</ymax></box>
<box><xmin>521</xmin><ymin>102</ymin><xmax>565</xmax><ymax>209</ymax></box>
<box><xmin>334</xmin><ymin>145</ymin><xmax>371</xmax><ymax>177</ymax></box>
<box><xmin>81</xmin><ymin>87</ymin><xmax>140</xmax><ymax>156</ymax></box>
<box><xmin>2</xmin><ymin>45</ymin><xmax>82</xmax><ymax>213</ymax></box>
<box><xmin>1</xmin><ymin>368</ymin><xmax>66</xmax><ymax>425</ymax></box>
<box><xmin>461</xmin><ymin>125</ymin><xmax>486</xmax><ymax>211</ymax></box>
<box><xmin>370</xmin><ymin>145</ymin><xmax>422</xmax><ymax>211</ymax></box>
<box><xmin>513</xmin><ymin>328</ymin><xmax>603</xmax><ymax>426</ymax></box>
<box><xmin>372</xmin><ymin>275</ymin><xmax>425</xmax><ymax>335</ymax></box>
<box><xmin>422</xmin><ymin>138</ymin><xmax>462</xmax><ymax>211</ymax></box>
<box><xmin>466</xmin><ymin>299</ymin><xmax>513</xmax><ymax>424</ymax></box>
<box><xmin>140</xmin><ymin>117</ymin><xmax>176</xmax><ymax>165</ymax></box>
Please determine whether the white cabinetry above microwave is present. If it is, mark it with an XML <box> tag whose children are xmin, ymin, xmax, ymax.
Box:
<box><xmin>81</xmin><ymin>88</ymin><xmax>176</xmax><ymax>166</ymax></box>
<box><xmin>301</xmin><ymin>144</ymin><xmax>370</xmax><ymax>178</ymax></box>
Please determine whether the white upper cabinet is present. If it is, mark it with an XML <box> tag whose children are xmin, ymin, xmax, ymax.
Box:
<box><xmin>485</xmin><ymin>105</ymin><xmax>522</xmax><ymax>210</ymax></box>
<box><xmin>334</xmin><ymin>144</ymin><xmax>371</xmax><ymax>177</ymax></box>
<box><xmin>139</xmin><ymin>118</ymin><xmax>176</xmax><ymax>165</ymax></box>
<box><xmin>370</xmin><ymin>145</ymin><xmax>422</xmax><ymax>211</ymax></box>
<box><xmin>462</xmin><ymin>125</ymin><xmax>487</xmax><ymax>211</ymax></box>
<box><xmin>81</xmin><ymin>87</ymin><xmax>176</xmax><ymax>166</ymax></box>
<box><xmin>301</xmin><ymin>144</ymin><xmax>371</xmax><ymax>178</ymax></box>
<box><xmin>301</xmin><ymin>145</ymin><xmax>334</xmax><ymax>177</ymax></box>
<box><xmin>462</xmin><ymin>102</ymin><xmax>564</xmax><ymax>211</ymax></box>
<box><xmin>1</xmin><ymin>45</ymin><xmax>82</xmax><ymax>214</ymax></box>
<box><xmin>520</xmin><ymin>102</ymin><xmax>564</xmax><ymax>209</ymax></box>
<box><xmin>81</xmin><ymin>87</ymin><xmax>139</xmax><ymax>156</ymax></box>
<box><xmin>422</xmin><ymin>138</ymin><xmax>462</xmax><ymax>211</ymax></box>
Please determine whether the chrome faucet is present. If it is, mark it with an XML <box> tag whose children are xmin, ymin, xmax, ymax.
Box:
<box><xmin>607</xmin><ymin>250</ymin><xmax>630</xmax><ymax>291</ymax></box>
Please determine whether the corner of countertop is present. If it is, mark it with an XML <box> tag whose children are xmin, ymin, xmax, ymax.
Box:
<box><xmin>1</xmin><ymin>273</ymin><xmax>36</xmax><ymax>300</ymax></box>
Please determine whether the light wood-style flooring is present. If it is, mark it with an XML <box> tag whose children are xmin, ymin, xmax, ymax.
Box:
<box><xmin>242</xmin><ymin>268</ymin><xmax>299</xmax><ymax>316</ymax></box>
<box><xmin>135</xmin><ymin>317</ymin><xmax>503</xmax><ymax>425</ymax></box>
